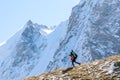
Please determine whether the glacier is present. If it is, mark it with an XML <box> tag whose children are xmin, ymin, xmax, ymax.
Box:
<box><xmin>0</xmin><ymin>0</ymin><xmax>120</xmax><ymax>80</ymax></box>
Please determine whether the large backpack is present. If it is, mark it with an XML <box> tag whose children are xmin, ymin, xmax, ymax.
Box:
<box><xmin>71</xmin><ymin>51</ymin><xmax>77</xmax><ymax>59</ymax></box>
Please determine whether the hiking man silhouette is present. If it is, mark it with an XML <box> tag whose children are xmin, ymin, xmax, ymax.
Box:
<box><xmin>69</xmin><ymin>50</ymin><xmax>80</xmax><ymax>67</ymax></box>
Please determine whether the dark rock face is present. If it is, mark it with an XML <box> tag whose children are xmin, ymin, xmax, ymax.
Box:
<box><xmin>114</xmin><ymin>61</ymin><xmax>120</xmax><ymax>71</ymax></box>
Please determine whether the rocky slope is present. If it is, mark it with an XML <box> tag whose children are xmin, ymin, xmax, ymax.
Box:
<box><xmin>24</xmin><ymin>55</ymin><xmax>120</xmax><ymax>80</ymax></box>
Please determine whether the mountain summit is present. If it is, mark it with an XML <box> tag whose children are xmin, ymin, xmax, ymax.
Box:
<box><xmin>0</xmin><ymin>0</ymin><xmax>120</xmax><ymax>80</ymax></box>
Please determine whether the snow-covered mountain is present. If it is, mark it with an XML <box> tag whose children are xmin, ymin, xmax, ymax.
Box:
<box><xmin>0</xmin><ymin>20</ymin><xmax>68</xmax><ymax>80</ymax></box>
<box><xmin>0</xmin><ymin>0</ymin><xmax>120</xmax><ymax>80</ymax></box>
<box><xmin>46</xmin><ymin>0</ymin><xmax>120</xmax><ymax>71</ymax></box>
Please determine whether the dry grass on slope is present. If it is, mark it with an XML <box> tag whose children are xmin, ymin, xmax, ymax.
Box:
<box><xmin>24</xmin><ymin>55</ymin><xmax>120</xmax><ymax>80</ymax></box>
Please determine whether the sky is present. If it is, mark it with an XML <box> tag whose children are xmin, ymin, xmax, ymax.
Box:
<box><xmin>0</xmin><ymin>0</ymin><xmax>80</xmax><ymax>43</ymax></box>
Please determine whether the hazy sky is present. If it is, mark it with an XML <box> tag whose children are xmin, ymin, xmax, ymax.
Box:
<box><xmin>0</xmin><ymin>0</ymin><xmax>80</xmax><ymax>43</ymax></box>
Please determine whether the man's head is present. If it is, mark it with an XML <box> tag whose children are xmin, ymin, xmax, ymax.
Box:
<box><xmin>71</xmin><ymin>50</ymin><xmax>73</xmax><ymax>52</ymax></box>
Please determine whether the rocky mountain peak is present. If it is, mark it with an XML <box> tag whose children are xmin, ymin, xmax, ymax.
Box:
<box><xmin>26</xmin><ymin>20</ymin><xmax>33</xmax><ymax>26</ymax></box>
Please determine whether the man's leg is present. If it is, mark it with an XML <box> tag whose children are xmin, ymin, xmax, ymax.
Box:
<box><xmin>74</xmin><ymin>60</ymin><xmax>81</xmax><ymax>65</ymax></box>
<box><xmin>72</xmin><ymin>60</ymin><xmax>75</xmax><ymax>67</ymax></box>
